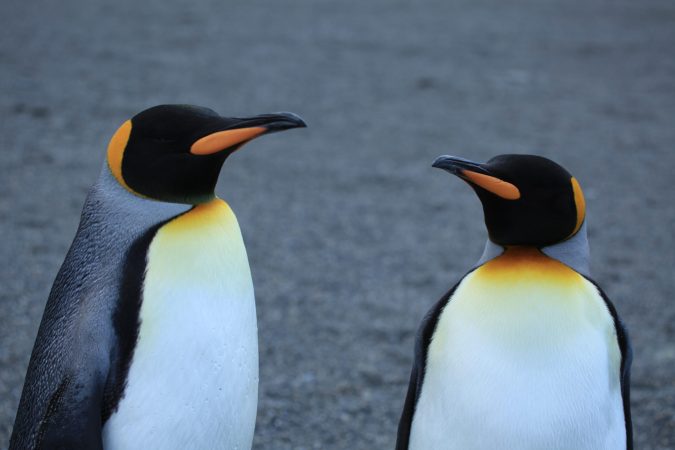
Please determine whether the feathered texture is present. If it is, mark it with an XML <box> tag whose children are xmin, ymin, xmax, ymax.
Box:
<box><xmin>10</xmin><ymin>165</ymin><xmax>187</xmax><ymax>449</ymax></box>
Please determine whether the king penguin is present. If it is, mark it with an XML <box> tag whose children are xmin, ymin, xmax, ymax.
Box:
<box><xmin>396</xmin><ymin>154</ymin><xmax>632</xmax><ymax>450</ymax></box>
<box><xmin>10</xmin><ymin>105</ymin><xmax>306</xmax><ymax>450</ymax></box>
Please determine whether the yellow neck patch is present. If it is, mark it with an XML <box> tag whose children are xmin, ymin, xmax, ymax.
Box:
<box><xmin>476</xmin><ymin>246</ymin><xmax>581</xmax><ymax>285</ymax></box>
<box><xmin>165</xmin><ymin>198</ymin><xmax>236</xmax><ymax>233</ymax></box>
<box><xmin>569</xmin><ymin>177</ymin><xmax>586</xmax><ymax>238</ymax></box>
<box><xmin>107</xmin><ymin>120</ymin><xmax>134</xmax><ymax>193</ymax></box>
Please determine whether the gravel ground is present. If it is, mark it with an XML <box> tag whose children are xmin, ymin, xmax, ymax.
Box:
<box><xmin>1</xmin><ymin>0</ymin><xmax>674</xmax><ymax>448</ymax></box>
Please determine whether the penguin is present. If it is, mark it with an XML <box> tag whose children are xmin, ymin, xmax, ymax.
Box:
<box><xmin>396</xmin><ymin>154</ymin><xmax>632</xmax><ymax>450</ymax></box>
<box><xmin>10</xmin><ymin>105</ymin><xmax>306</xmax><ymax>450</ymax></box>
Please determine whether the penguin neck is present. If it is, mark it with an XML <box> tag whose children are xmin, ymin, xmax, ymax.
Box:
<box><xmin>91</xmin><ymin>163</ymin><xmax>191</xmax><ymax>230</ymax></box>
<box><xmin>476</xmin><ymin>221</ymin><xmax>590</xmax><ymax>277</ymax></box>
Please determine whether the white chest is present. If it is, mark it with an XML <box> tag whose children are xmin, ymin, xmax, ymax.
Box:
<box><xmin>103</xmin><ymin>200</ymin><xmax>258</xmax><ymax>450</ymax></box>
<box><xmin>410</xmin><ymin>251</ymin><xmax>626</xmax><ymax>450</ymax></box>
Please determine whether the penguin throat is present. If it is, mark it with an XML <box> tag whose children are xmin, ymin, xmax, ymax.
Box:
<box><xmin>477</xmin><ymin>247</ymin><xmax>580</xmax><ymax>284</ymax></box>
<box><xmin>476</xmin><ymin>221</ymin><xmax>590</xmax><ymax>277</ymax></box>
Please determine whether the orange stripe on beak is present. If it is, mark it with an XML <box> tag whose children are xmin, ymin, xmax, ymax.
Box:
<box><xmin>190</xmin><ymin>127</ymin><xmax>267</xmax><ymax>155</ymax></box>
<box><xmin>461</xmin><ymin>170</ymin><xmax>521</xmax><ymax>200</ymax></box>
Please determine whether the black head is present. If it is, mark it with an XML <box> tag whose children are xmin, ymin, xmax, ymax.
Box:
<box><xmin>433</xmin><ymin>154</ymin><xmax>585</xmax><ymax>247</ymax></box>
<box><xmin>107</xmin><ymin>104</ymin><xmax>306</xmax><ymax>204</ymax></box>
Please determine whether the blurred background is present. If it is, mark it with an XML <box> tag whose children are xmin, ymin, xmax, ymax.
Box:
<box><xmin>1</xmin><ymin>0</ymin><xmax>673</xmax><ymax>448</ymax></box>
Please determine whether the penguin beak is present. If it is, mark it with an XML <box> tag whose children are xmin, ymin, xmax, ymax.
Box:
<box><xmin>190</xmin><ymin>112</ymin><xmax>306</xmax><ymax>156</ymax></box>
<box><xmin>432</xmin><ymin>155</ymin><xmax>521</xmax><ymax>200</ymax></box>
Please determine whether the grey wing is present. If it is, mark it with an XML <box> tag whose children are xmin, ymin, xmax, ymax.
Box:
<box><xmin>9</xmin><ymin>172</ymin><xmax>187</xmax><ymax>449</ymax></box>
<box><xmin>395</xmin><ymin>282</ymin><xmax>461</xmax><ymax>450</ymax></box>
<box><xmin>10</xmin><ymin>231</ymin><xmax>118</xmax><ymax>449</ymax></box>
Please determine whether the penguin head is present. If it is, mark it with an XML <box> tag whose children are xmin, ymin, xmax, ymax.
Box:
<box><xmin>433</xmin><ymin>154</ymin><xmax>586</xmax><ymax>247</ymax></box>
<box><xmin>107</xmin><ymin>104</ymin><xmax>306</xmax><ymax>204</ymax></box>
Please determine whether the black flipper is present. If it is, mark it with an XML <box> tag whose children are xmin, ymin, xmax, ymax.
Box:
<box><xmin>584</xmin><ymin>277</ymin><xmax>633</xmax><ymax>450</ymax></box>
<box><xmin>395</xmin><ymin>278</ymin><xmax>465</xmax><ymax>450</ymax></box>
<box><xmin>9</xmin><ymin>253</ymin><xmax>112</xmax><ymax>450</ymax></box>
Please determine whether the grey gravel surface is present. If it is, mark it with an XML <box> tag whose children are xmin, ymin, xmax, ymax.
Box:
<box><xmin>1</xmin><ymin>0</ymin><xmax>674</xmax><ymax>448</ymax></box>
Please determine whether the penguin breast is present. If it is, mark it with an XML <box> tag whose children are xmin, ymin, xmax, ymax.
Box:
<box><xmin>410</xmin><ymin>248</ymin><xmax>625</xmax><ymax>450</ymax></box>
<box><xmin>102</xmin><ymin>199</ymin><xmax>258</xmax><ymax>449</ymax></box>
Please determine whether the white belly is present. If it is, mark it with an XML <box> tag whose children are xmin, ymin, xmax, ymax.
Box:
<box><xmin>103</xmin><ymin>200</ymin><xmax>258</xmax><ymax>450</ymax></box>
<box><xmin>410</xmin><ymin>249</ymin><xmax>626</xmax><ymax>450</ymax></box>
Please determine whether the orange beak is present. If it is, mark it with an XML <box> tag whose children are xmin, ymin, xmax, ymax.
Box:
<box><xmin>189</xmin><ymin>112</ymin><xmax>306</xmax><ymax>156</ymax></box>
<box><xmin>432</xmin><ymin>155</ymin><xmax>521</xmax><ymax>200</ymax></box>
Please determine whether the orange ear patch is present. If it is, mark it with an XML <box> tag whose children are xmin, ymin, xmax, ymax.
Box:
<box><xmin>569</xmin><ymin>177</ymin><xmax>586</xmax><ymax>237</ymax></box>
<box><xmin>461</xmin><ymin>170</ymin><xmax>521</xmax><ymax>200</ymax></box>
<box><xmin>190</xmin><ymin>127</ymin><xmax>267</xmax><ymax>155</ymax></box>
<box><xmin>107</xmin><ymin>120</ymin><xmax>133</xmax><ymax>192</ymax></box>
